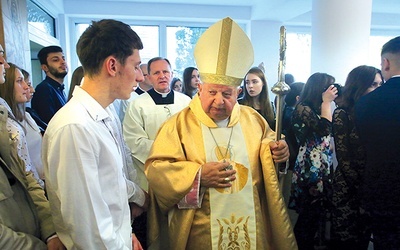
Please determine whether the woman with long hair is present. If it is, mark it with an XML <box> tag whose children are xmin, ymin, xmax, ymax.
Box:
<box><xmin>289</xmin><ymin>72</ymin><xmax>338</xmax><ymax>249</ymax></box>
<box><xmin>182</xmin><ymin>66</ymin><xmax>200</xmax><ymax>98</ymax></box>
<box><xmin>21</xmin><ymin>68</ymin><xmax>47</xmax><ymax>133</ymax></box>
<box><xmin>170</xmin><ymin>77</ymin><xmax>183</xmax><ymax>92</ymax></box>
<box><xmin>68</xmin><ymin>65</ymin><xmax>84</xmax><ymax>100</ymax></box>
<box><xmin>331</xmin><ymin>66</ymin><xmax>383</xmax><ymax>249</ymax></box>
<box><xmin>239</xmin><ymin>66</ymin><xmax>275</xmax><ymax>128</ymax></box>
<box><xmin>0</xmin><ymin>63</ymin><xmax>44</xmax><ymax>188</ymax></box>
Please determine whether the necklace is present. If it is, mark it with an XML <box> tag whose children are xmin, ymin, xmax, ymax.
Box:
<box><xmin>208</xmin><ymin>126</ymin><xmax>234</xmax><ymax>170</ymax></box>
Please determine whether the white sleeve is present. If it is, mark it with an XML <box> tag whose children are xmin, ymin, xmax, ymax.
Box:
<box><xmin>125</xmin><ymin>178</ymin><xmax>145</xmax><ymax>206</ymax></box>
<box><xmin>122</xmin><ymin>139</ymin><xmax>146</xmax><ymax>206</ymax></box>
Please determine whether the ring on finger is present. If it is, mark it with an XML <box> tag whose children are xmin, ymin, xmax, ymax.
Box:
<box><xmin>224</xmin><ymin>177</ymin><xmax>230</xmax><ymax>182</ymax></box>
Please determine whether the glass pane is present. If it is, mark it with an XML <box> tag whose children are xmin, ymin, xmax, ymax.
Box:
<box><xmin>131</xmin><ymin>25</ymin><xmax>159</xmax><ymax>63</ymax></box>
<box><xmin>75</xmin><ymin>24</ymin><xmax>159</xmax><ymax>64</ymax></box>
<box><xmin>286</xmin><ymin>33</ymin><xmax>312</xmax><ymax>83</ymax></box>
<box><xmin>27</xmin><ymin>0</ymin><xmax>55</xmax><ymax>37</ymax></box>
<box><xmin>167</xmin><ymin>26</ymin><xmax>207</xmax><ymax>78</ymax></box>
<box><xmin>285</xmin><ymin>33</ymin><xmax>396</xmax><ymax>83</ymax></box>
<box><xmin>76</xmin><ymin>23</ymin><xmax>89</xmax><ymax>40</ymax></box>
<box><xmin>369</xmin><ymin>35</ymin><xmax>395</xmax><ymax>70</ymax></box>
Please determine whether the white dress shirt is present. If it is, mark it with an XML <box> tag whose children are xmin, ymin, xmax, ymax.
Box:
<box><xmin>42</xmin><ymin>87</ymin><xmax>132</xmax><ymax>250</ymax></box>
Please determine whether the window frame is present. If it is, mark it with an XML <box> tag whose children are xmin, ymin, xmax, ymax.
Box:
<box><xmin>70</xmin><ymin>19</ymin><xmax>216</xmax><ymax>67</ymax></box>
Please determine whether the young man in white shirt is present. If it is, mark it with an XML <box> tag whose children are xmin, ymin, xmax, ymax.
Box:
<box><xmin>43</xmin><ymin>19</ymin><xmax>148</xmax><ymax>250</ymax></box>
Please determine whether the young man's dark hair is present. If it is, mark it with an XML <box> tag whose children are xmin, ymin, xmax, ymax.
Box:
<box><xmin>285</xmin><ymin>73</ymin><xmax>295</xmax><ymax>84</ymax></box>
<box><xmin>37</xmin><ymin>45</ymin><xmax>63</xmax><ymax>65</ymax></box>
<box><xmin>381</xmin><ymin>36</ymin><xmax>400</xmax><ymax>55</ymax></box>
<box><xmin>285</xmin><ymin>81</ymin><xmax>305</xmax><ymax>107</ymax></box>
<box><xmin>77</xmin><ymin>19</ymin><xmax>143</xmax><ymax>77</ymax></box>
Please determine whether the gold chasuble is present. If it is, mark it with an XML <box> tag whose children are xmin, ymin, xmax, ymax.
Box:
<box><xmin>145</xmin><ymin>96</ymin><xmax>297</xmax><ymax>250</ymax></box>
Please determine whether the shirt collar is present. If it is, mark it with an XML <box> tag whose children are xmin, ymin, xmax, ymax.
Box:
<box><xmin>147</xmin><ymin>88</ymin><xmax>174</xmax><ymax>104</ymax></box>
<box><xmin>71</xmin><ymin>87</ymin><xmax>110</xmax><ymax>122</ymax></box>
<box><xmin>152</xmin><ymin>88</ymin><xmax>171</xmax><ymax>98</ymax></box>
<box><xmin>46</xmin><ymin>76</ymin><xmax>65</xmax><ymax>91</ymax></box>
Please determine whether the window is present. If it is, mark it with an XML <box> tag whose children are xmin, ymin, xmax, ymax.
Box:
<box><xmin>285</xmin><ymin>33</ymin><xmax>395</xmax><ymax>82</ymax></box>
<box><xmin>75</xmin><ymin>23</ymin><xmax>159</xmax><ymax>64</ymax></box>
<box><xmin>369</xmin><ymin>35</ymin><xmax>395</xmax><ymax>69</ymax></box>
<box><xmin>286</xmin><ymin>33</ymin><xmax>312</xmax><ymax>83</ymax></box>
<box><xmin>166</xmin><ymin>26</ymin><xmax>207</xmax><ymax>78</ymax></box>
<box><xmin>75</xmin><ymin>23</ymin><xmax>208</xmax><ymax>79</ymax></box>
<box><xmin>132</xmin><ymin>25</ymin><xmax>159</xmax><ymax>63</ymax></box>
<box><xmin>27</xmin><ymin>0</ymin><xmax>55</xmax><ymax>37</ymax></box>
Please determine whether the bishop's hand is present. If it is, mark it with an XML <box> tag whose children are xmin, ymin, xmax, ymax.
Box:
<box><xmin>200</xmin><ymin>161</ymin><xmax>236</xmax><ymax>188</ymax></box>
<box><xmin>269</xmin><ymin>140</ymin><xmax>289</xmax><ymax>163</ymax></box>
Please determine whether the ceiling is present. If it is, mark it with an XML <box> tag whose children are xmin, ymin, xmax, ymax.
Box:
<box><xmin>62</xmin><ymin>0</ymin><xmax>400</xmax><ymax>30</ymax></box>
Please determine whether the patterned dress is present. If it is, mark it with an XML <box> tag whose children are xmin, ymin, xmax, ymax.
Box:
<box><xmin>289</xmin><ymin>101</ymin><xmax>333</xmax><ymax>249</ymax></box>
<box><xmin>331</xmin><ymin>107</ymin><xmax>370</xmax><ymax>248</ymax></box>
<box><xmin>290</xmin><ymin>102</ymin><xmax>333</xmax><ymax>211</ymax></box>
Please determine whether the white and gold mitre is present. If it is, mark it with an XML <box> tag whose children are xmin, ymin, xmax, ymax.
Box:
<box><xmin>194</xmin><ymin>17</ymin><xmax>254</xmax><ymax>87</ymax></box>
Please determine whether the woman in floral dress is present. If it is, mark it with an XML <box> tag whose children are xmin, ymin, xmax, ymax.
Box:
<box><xmin>331</xmin><ymin>66</ymin><xmax>383</xmax><ymax>249</ymax></box>
<box><xmin>289</xmin><ymin>72</ymin><xmax>338</xmax><ymax>249</ymax></box>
